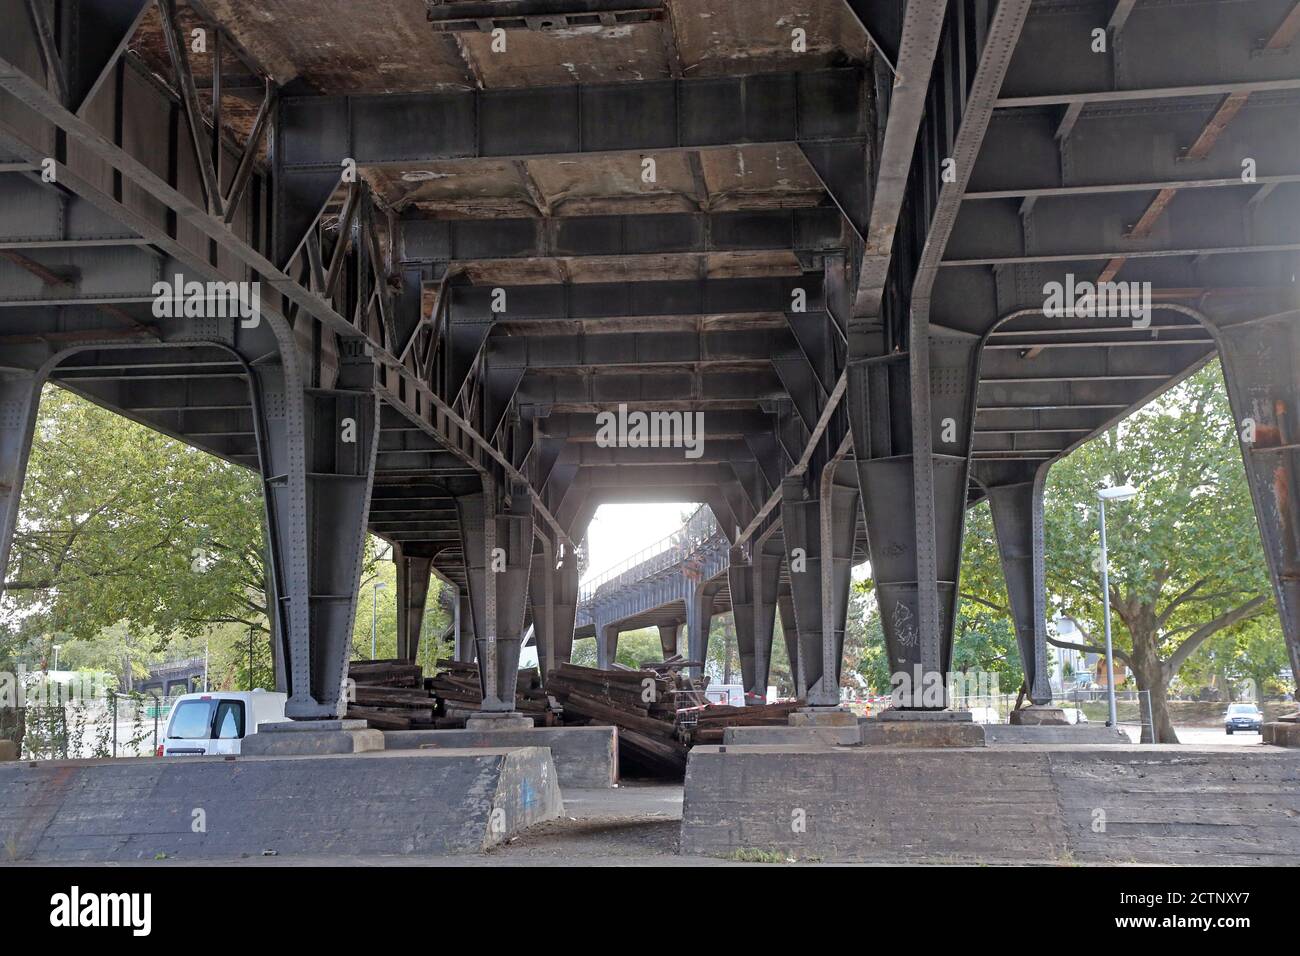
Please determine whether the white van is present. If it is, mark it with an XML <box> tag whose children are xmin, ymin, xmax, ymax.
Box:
<box><xmin>157</xmin><ymin>690</ymin><xmax>289</xmax><ymax>756</ymax></box>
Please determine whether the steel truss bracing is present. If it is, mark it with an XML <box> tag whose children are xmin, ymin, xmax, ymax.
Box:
<box><xmin>0</xmin><ymin>0</ymin><xmax>1295</xmax><ymax>723</ymax></box>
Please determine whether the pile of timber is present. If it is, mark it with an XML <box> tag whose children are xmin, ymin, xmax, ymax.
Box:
<box><xmin>427</xmin><ymin>659</ymin><xmax>555</xmax><ymax>727</ymax></box>
<box><xmin>345</xmin><ymin>659</ymin><xmax>437</xmax><ymax>730</ymax></box>
<box><xmin>547</xmin><ymin>662</ymin><xmax>688</xmax><ymax>776</ymax></box>
<box><xmin>685</xmin><ymin>700</ymin><xmax>803</xmax><ymax>744</ymax></box>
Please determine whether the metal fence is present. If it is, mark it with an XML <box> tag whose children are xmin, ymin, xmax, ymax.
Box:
<box><xmin>946</xmin><ymin>689</ymin><xmax>1154</xmax><ymax>741</ymax></box>
<box><xmin>19</xmin><ymin>691</ymin><xmax>188</xmax><ymax>759</ymax></box>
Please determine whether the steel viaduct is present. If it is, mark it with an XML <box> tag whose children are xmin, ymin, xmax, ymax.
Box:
<box><xmin>0</xmin><ymin>0</ymin><xmax>1297</xmax><ymax>722</ymax></box>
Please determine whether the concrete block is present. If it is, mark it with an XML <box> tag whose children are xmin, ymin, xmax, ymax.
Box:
<box><xmin>876</xmin><ymin>708</ymin><xmax>973</xmax><ymax>721</ymax></box>
<box><xmin>681</xmin><ymin>745</ymin><xmax>1300</xmax><ymax>863</ymax></box>
<box><xmin>724</xmin><ymin>725</ymin><xmax>861</xmax><ymax>747</ymax></box>
<box><xmin>384</xmin><ymin>726</ymin><xmax>618</xmax><ymax>788</ymax></box>
<box><xmin>859</xmin><ymin>719</ymin><xmax>986</xmax><ymax>747</ymax></box>
<box><xmin>788</xmin><ymin>707</ymin><xmax>858</xmax><ymax>727</ymax></box>
<box><xmin>239</xmin><ymin>728</ymin><xmax>384</xmax><ymax>755</ymax></box>
<box><xmin>465</xmin><ymin>712</ymin><xmax>535</xmax><ymax>731</ymax></box>
<box><xmin>0</xmin><ymin>741</ymin><xmax>17</xmax><ymax>762</ymax></box>
<box><xmin>257</xmin><ymin>719</ymin><xmax>369</xmax><ymax>733</ymax></box>
<box><xmin>0</xmin><ymin>747</ymin><xmax>562</xmax><ymax>862</ymax></box>
<box><xmin>985</xmin><ymin>723</ymin><xmax>1130</xmax><ymax>745</ymax></box>
<box><xmin>1263</xmin><ymin>721</ymin><xmax>1300</xmax><ymax>747</ymax></box>
<box><xmin>1009</xmin><ymin>706</ymin><xmax>1070</xmax><ymax>726</ymax></box>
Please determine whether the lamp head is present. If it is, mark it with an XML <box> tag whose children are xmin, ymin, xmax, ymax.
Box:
<box><xmin>1098</xmin><ymin>484</ymin><xmax>1138</xmax><ymax>502</ymax></box>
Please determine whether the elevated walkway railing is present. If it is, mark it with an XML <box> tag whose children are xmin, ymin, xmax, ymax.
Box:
<box><xmin>578</xmin><ymin>505</ymin><xmax>725</xmax><ymax>607</ymax></box>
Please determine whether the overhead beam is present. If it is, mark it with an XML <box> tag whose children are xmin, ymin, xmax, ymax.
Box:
<box><xmin>276</xmin><ymin>69</ymin><xmax>867</xmax><ymax>170</ymax></box>
<box><xmin>399</xmin><ymin>208</ymin><xmax>845</xmax><ymax>263</ymax></box>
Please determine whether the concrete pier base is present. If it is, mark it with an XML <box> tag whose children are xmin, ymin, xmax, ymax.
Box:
<box><xmin>0</xmin><ymin>748</ymin><xmax>562</xmax><ymax>862</ymax></box>
<box><xmin>788</xmin><ymin>706</ymin><xmax>857</xmax><ymax>727</ymax></box>
<box><xmin>1010</xmin><ymin>706</ymin><xmax>1070</xmax><ymax>726</ymax></box>
<box><xmin>384</xmin><ymin>725</ymin><xmax>618</xmax><ymax>788</ymax></box>
<box><xmin>861</xmin><ymin>709</ymin><xmax>985</xmax><ymax>747</ymax></box>
<box><xmin>240</xmin><ymin>719</ymin><xmax>383</xmax><ymax>755</ymax></box>
<box><xmin>466</xmin><ymin>712</ymin><xmax>535</xmax><ymax>731</ymax></box>
<box><xmin>725</xmin><ymin>725</ymin><xmax>861</xmax><ymax>746</ymax></box>
<box><xmin>681</xmin><ymin>744</ymin><xmax>1300</xmax><ymax>863</ymax></box>
<box><xmin>984</xmin><ymin>723</ymin><xmax>1130</xmax><ymax>745</ymax></box>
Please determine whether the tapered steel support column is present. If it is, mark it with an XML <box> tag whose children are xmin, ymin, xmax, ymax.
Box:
<box><xmin>685</xmin><ymin>585</ymin><xmax>714</xmax><ymax>678</ymax></box>
<box><xmin>252</xmin><ymin>346</ymin><xmax>381</xmax><ymax>719</ymax></box>
<box><xmin>394</xmin><ymin>545</ymin><xmax>434</xmax><ymax>664</ymax></box>
<box><xmin>727</xmin><ymin>545</ymin><xmax>757</xmax><ymax>699</ymax></box>
<box><xmin>777</xmin><ymin>591</ymin><xmax>799</xmax><ymax>689</ymax></box>
<box><xmin>598</xmin><ymin>623</ymin><xmax>620</xmax><ymax>669</ymax></box>
<box><xmin>781</xmin><ymin>474</ymin><xmax>858</xmax><ymax>704</ymax></box>
<box><xmin>457</xmin><ymin>478</ymin><xmax>534</xmax><ymax>710</ymax></box>
<box><xmin>553</xmin><ymin>545</ymin><xmax>578</xmax><ymax>668</ymax></box>
<box><xmin>529</xmin><ymin>530</ymin><xmax>556</xmax><ymax>676</ymax></box>
<box><xmin>0</xmin><ymin>371</ymin><xmax>44</xmax><ymax>601</ymax></box>
<box><xmin>657</xmin><ymin>624</ymin><xmax>681</xmax><ymax>659</ymax></box>
<box><xmin>1214</xmin><ymin>312</ymin><xmax>1300</xmax><ymax>682</ymax></box>
<box><xmin>848</xmin><ymin>362</ymin><xmax>967</xmax><ymax>708</ymax></box>
<box><xmin>749</xmin><ymin>535</ymin><xmax>783</xmax><ymax>703</ymax></box>
<box><xmin>985</xmin><ymin>474</ymin><xmax>1053</xmax><ymax>704</ymax></box>
<box><xmin>454</xmin><ymin>588</ymin><xmax>476</xmax><ymax>662</ymax></box>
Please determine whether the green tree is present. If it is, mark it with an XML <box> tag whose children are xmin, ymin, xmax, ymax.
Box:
<box><xmin>960</xmin><ymin>362</ymin><xmax>1276</xmax><ymax>742</ymax></box>
<box><xmin>3</xmin><ymin>386</ymin><xmax>271</xmax><ymax>645</ymax></box>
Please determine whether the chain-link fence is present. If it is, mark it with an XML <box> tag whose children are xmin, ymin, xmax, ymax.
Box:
<box><xmin>19</xmin><ymin>692</ymin><xmax>188</xmax><ymax>759</ymax></box>
<box><xmin>951</xmin><ymin>689</ymin><xmax>1154</xmax><ymax>741</ymax></box>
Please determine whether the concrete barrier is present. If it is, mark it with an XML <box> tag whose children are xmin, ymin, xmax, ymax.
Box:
<box><xmin>383</xmin><ymin>726</ymin><xmax>618</xmax><ymax>788</ymax></box>
<box><xmin>0</xmin><ymin>747</ymin><xmax>561</xmax><ymax>862</ymax></box>
<box><xmin>681</xmin><ymin>744</ymin><xmax>1300</xmax><ymax>864</ymax></box>
<box><xmin>984</xmin><ymin>724</ymin><xmax>1130</xmax><ymax>745</ymax></box>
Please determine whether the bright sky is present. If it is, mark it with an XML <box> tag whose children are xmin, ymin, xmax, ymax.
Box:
<box><xmin>582</xmin><ymin>502</ymin><xmax>697</xmax><ymax>582</ymax></box>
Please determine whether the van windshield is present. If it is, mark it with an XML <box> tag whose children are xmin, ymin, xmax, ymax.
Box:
<box><xmin>169</xmin><ymin>700</ymin><xmax>216</xmax><ymax>739</ymax></box>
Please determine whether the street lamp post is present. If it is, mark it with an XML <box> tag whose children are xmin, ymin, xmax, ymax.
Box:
<box><xmin>1097</xmin><ymin>484</ymin><xmax>1137</xmax><ymax>730</ymax></box>
<box><xmin>371</xmin><ymin>581</ymin><xmax>387</xmax><ymax>659</ymax></box>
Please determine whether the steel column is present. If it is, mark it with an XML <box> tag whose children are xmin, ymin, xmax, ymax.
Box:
<box><xmin>394</xmin><ymin>544</ymin><xmax>434</xmax><ymax>663</ymax></box>
<box><xmin>781</xmin><ymin>472</ymin><xmax>857</xmax><ymax>703</ymax></box>
<box><xmin>727</xmin><ymin>544</ymin><xmax>756</xmax><ymax>700</ymax></box>
<box><xmin>657</xmin><ymin>623</ymin><xmax>680</xmax><ymax>660</ymax></box>
<box><xmin>456</xmin><ymin>478</ymin><xmax>535</xmax><ymax>710</ymax></box>
<box><xmin>985</xmin><ymin>473</ymin><xmax>1053</xmax><ymax>704</ymax></box>
<box><xmin>748</xmin><ymin>531</ymin><xmax>783</xmax><ymax>703</ymax></box>
<box><xmin>684</xmin><ymin>584</ymin><xmax>713</xmax><ymax>679</ymax></box>
<box><xmin>528</xmin><ymin>529</ymin><xmax>556</xmax><ymax>676</ymax></box>
<box><xmin>598</xmin><ymin>623</ymin><xmax>620</xmax><ymax>669</ymax></box>
<box><xmin>251</xmin><ymin>345</ymin><xmax>381</xmax><ymax>719</ymax></box>
<box><xmin>1213</xmin><ymin>312</ymin><xmax>1300</xmax><ymax>683</ymax></box>
<box><xmin>0</xmin><ymin>370</ymin><xmax>44</xmax><ymax>599</ymax></box>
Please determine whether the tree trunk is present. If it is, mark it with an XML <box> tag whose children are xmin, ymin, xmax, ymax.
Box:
<box><xmin>1126</xmin><ymin>625</ymin><xmax>1179</xmax><ymax>743</ymax></box>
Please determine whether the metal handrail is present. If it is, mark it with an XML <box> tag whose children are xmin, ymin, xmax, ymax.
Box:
<box><xmin>578</xmin><ymin>505</ymin><xmax>723</xmax><ymax>604</ymax></box>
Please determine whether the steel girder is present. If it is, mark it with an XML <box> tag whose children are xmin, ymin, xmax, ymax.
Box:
<box><xmin>398</xmin><ymin>208</ymin><xmax>845</xmax><ymax>265</ymax></box>
<box><xmin>274</xmin><ymin>69</ymin><xmax>871</xmax><ymax>264</ymax></box>
<box><xmin>1000</xmin><ymin>0</ymin><xmax>1300</xmax><ymax>106</ymax></box>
